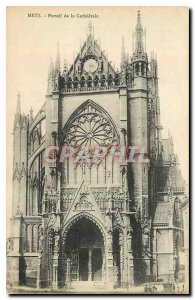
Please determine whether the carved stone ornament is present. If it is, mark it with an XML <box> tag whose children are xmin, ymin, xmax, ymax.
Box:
<box><xmin>47</xmin><ymin>213</ymin><xmax>57</xmax><ymax>228</ymax></box>
<box><xmin>114</xmin><ymin>209</ymin><xmax>124</xmax><ymax>227</ymax></box>
<box><xmin>38</xmin><ymin>228</ymin><xmax>44</xmax><ymax>252</ymax></box>
<box><xmin>54</xmin><ymin>230</ymin><xmax>60</xmax><ymax>252</ymax></box>
<box><xmin>141</xmin><ymin>218</ymin><xmax>151</xmax><ymax>249</ymax></box>
<box><xmin>107</xmin><ymin>226</ymin><xmax>113</xmax><ymax>251</ymax></box>
<box><xmin>126</xmin><ymin>225</ymin><xmax>133</xmax><ymax>238</ymax></box>
<box><xmin>13</xmin><ymin>162</ymin><xmax>26</xmax><ymax>182</ymax></box>
<box><xmin>75</xmin><ymin>194</ymin><xmax>93</xmax><ymax>211</ymax></box>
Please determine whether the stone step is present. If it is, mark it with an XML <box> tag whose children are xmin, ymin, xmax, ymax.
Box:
<box><xmin>69</xmin><ymin>281</ymin><xmax>105</xmax><ymax>290</ymax></box>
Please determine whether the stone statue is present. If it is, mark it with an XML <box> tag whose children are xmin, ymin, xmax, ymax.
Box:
<box><xmin>38</xmin><ymin>228</ymin><xmax>44</xmax><ymax>252</ymax></box>
<box><xmin>54</xmin><ymin>230</ymin><xmax>60</xmax><ymax>252</ymax></box>
<box><xmin>107</xmin><ymin>226</ymin><xmax>113</xmax><ymax>251</ymax></box>
<box><xmin>126</xmin><ymin>225</ymin><xmax>133</xmax><ymax>238</ymax></box>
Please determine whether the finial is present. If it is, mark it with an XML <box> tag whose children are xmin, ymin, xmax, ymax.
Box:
<box><xmin>88</xmin><ymin>21</ymin><xmax>92</xmax><ymax>35</ymax></box>
<box><xmin>48</xmin><ymin>57</ymin><xmax>53</xmax><ymax>77</ymax></box>
<box><xmin>55</xmin><ymin>42</ymin><xmax>60</xmax><ymax>73</ymax></box>
<box><xmin>30</xmin><ymin>107</ymin><xmax>33</xmax><ymax>123</ymax></box>
<box><xmin>80</xmin><ymin>39</ymin><xmax>82</xmax><ymax>52</ymax></box>
<box><xmin>137</xmin><ymin>10</ymin><xmax>141</xmax><ymax>25</ymax></box>
<box><xmin>135</xmin><ymin>10</ymin><xmax>144</xmax><ymax>54</ymax></box>
<box><xmin>99</xmin><ymin>38</ymin><xmax>101</xmax><ymax>48</ymax></box>
<box><xmin>63</xmin><ymin>59</ymin><xmax>68</xmax><ymax>75</ymax></box>
<box><xmin>17</xmin><ymin>91</ymin><xmax>20</xmax><ymax>100</ymax></box>
<box><xmin>16</xmin><ymin>91</ymin><xmax>21</xmax><ymax>115</ymax></box>
<box><xmin>14</xmin><ymin>91</ymin><xmax>22</xmax><ymax>129</ymax></box>
<box><xmin>121</xmin><ymin>35</ymin><xmax>126</xmax><ymax>67</ymax></box>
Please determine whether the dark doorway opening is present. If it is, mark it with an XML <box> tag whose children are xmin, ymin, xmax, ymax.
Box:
<box><xmin>92</xmin><ymin>248</ymin><xmax>103</xmax><ymax>281</ymax></box>
<box><xmin>79</xmin><ymin>248</ymin><xmax>89</xmax><ymax>281</ymax></box>
<box><xmin>64</xmin><ymin>217</ymin><xmax>104</xmax><ymax>282</ymax></box>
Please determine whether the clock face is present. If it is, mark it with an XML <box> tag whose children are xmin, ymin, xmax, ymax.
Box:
<box><xmin>83</xmin><ymin>58</ymin><xmax>98</xmax><ymax>73</ymax></box>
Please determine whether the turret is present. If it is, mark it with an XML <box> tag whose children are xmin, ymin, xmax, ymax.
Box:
<box><xmin>120</xmin><ymin>36</ymin><xmax>127</xmax><ymax>86</ymax></box>
<box><xmin>55</xmin><ymin>42</ymin><xmax>61</xmax><ymax>74</ymax></box>
<box><xmin>129</xmin><ymin>11</ymin><xmax>149</xmax><ymax>218</ymax></box>
<box><xmin>12</xmin><ymin>92</ymin><xmax>28</xmax><ymax>216</ymax></box>
<box><xmin>47</xmin><ymin>57</ymin><xmax>54</xmax><ymax>94</ymax></box>
<box><xmin>131</xmin><ymin>11</ymin><xmax>147</xmax><ymax>89</ymax></box>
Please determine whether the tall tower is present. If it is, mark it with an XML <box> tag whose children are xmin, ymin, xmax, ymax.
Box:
<box><xmin>128</xmin><ymin>11</ymin><xmax>150</xmax><ymax>282</ymax></box>
<box><xmin>12</xmin><ymin>92</ymin><xmax>28</xmax><ymax>216</ymax></box>
<box><xmin>7</xmin><ymin>92</ymin><xmax>28</xmax><ymax>287</ymax></box>
<box><xmin>129</xmin><ymin>11</ymin><xmax>148</xmax><ymax>217</ymax></box>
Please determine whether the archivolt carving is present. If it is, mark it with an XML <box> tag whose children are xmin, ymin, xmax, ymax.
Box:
<box><xmin>62</xmin><ymin>212</ymin><xmax>106</xmax><ymax>246</ymax></box>
<box><xmin>74</xmin><ymin>194</ymin><xmax>93</xmax><ymax>211</ymax></box>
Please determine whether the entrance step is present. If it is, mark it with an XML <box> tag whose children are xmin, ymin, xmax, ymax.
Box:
<box><xmin>69</xmin><ymin>281</ymin><xmax>106</xmax><ymax>291</ymax></box>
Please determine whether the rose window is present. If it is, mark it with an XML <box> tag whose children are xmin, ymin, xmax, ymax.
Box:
<box><xmin>64</xmin><ymin>102</ymin><xmax>119</xmax><ymax>148</ymax></box>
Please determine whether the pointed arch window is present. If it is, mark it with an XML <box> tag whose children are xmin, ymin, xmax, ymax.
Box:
<box><xmin>28</xmin><ymin>151</ymin><xmax>45</xmax><ymax>216</ymax></box>
<box><xmin>135</xmin><ymin>63</ymin><xmax>139</xmax><ymax>76</ymax></box>
<box><xmin>114</xmin><ymin>73</ymin><xmax>120</xmax><ymax>86</ymax></box>
<box><xmin>87</xmin><ymin>75</ymin><xmax>93</xmax><ymax>88</ymax></box>
<box><xmin>80</xmin><ymin>76</ymin><xmax>86</xmax><ymax>87</ymax></box>
<box><xmin>74</xmin><ymin>76</ymin><xmax>79</xmax><ymax>88</ymax></box>
<box><xmin>108</xmin><ymin>74</ymin><xmax>113</xmax><ymax>86</ymax></box>
<box><xmin>101</xmin><ymin>75</ymin><xmax>106</xmax><ymax>87</ymax></box>
<box><xmin>67</xmin><ymin>77</ymin><xmax>72</xmax><ymax>89</ymax></box>
<box><xmin>63</xmin><ymin>100</ymin><xmax>119</xmax><ymax>149</ymax></box>
<box><xmin>93</xmin><ymin>75</ymin><xmax>99</xmax><ymax>86</ymax></box>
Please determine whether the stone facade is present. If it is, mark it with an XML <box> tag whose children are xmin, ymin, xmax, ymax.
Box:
<box><xmin>7</xmin><ymin>12</ymin><xmax>187</xmax><ymax>291</ymax></box>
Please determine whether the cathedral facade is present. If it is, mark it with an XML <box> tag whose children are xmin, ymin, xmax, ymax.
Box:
<box><xmin>7</xmin><ymin>12</ymin><xmax>186</xmax><ymax>291</ymax></box>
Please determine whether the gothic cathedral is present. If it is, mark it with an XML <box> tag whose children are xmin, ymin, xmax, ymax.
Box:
<box><xmin>7</xmin><ymin>12</ymin><xmax>186</xmax><ymax>291</ymax></box>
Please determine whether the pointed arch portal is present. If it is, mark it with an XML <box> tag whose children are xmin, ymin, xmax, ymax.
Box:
<box><xmin>62</xmin><ymin>216</ymin><xmax>105</xmax><ymax>283</ymax></box>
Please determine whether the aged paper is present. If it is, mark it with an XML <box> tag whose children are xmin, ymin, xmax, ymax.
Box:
<box><xmin>6</xmin><ymin>6</ymin><xmax>189</xmax><ymax>294</ymax></box>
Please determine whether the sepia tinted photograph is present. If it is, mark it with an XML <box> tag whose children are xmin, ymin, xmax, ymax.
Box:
<box><xmin>6</xmin><ymin>6</ymin><xmax>189</xmax><ymax>294</ymax></box>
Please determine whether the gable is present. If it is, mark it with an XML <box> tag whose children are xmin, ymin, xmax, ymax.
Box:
<box><xmin>66</xmin><ymin>32</ymin><xmax>115</xmax><ymax>79</ymax></box>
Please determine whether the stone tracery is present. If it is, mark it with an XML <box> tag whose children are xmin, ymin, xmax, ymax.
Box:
<box><xmin>64</xmin><ymin>100</ymin><xmax>119</xmax><ymax>150</ymax></box>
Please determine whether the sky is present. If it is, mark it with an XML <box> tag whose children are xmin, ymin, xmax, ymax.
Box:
<box><xmin>7</xmin><ymin>7</ymin><xmax>189</xmax><ymax>226</ymax></box>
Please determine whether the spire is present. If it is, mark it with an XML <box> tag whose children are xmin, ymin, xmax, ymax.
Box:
<box><xmin>16</xmin><ymin>91</ymin><xmax>21</xmax><ymax>116</ymax></box>
<box><xmin>135</xmin><ymin>10</ymin><xmax>144</xmax><ymax>54</ymax></box>
<box><xmin>48</xmin><ymin>57</ymin><xmax>54</xmax><ymax>78</ymax></box>
<box><xmin>29</xmin><ymin>107</ymin><xmax>33</xmax><ymax>124</ymax></box>
<box><xmin>63</xmin><ymin>59</ymin><xmax>68</xmax><ymax>76</ymax></box>
<box><xmin>14</xmin><ymin>91</ymin><xmax>21</xmax><ymax>130</ymax></box>
<box><xmin>88</xmin><ymin>21</ymin><xmax>93</xmax><ymax>36</ymax></box>
<box><xmin>121</xmin><ymin>35</ymin><xmax>126</xmax><ymax>67</ymax></box>
<box><xmin>55</xmin><ymin>42</ymin><xmax>60</xmax><ymax>73</ymax></box>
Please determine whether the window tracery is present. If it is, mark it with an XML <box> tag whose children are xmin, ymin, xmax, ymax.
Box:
<box><xmin>64</xmin><ymin>101</ymin><xmax>119</xmax><ymax>150</ymax></box>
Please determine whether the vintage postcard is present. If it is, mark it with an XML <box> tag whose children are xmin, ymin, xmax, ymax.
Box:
<box><xmin>6</xmin><ymin>6</ymin><xmax>189</xmax><ymax>294</ymax></box>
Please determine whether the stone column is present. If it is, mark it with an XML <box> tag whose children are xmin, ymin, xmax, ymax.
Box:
<box><xmin>52</xmin><ymin>230</ymin><xmax>59</xmax><ymax>290</ymax></box>
<box><xmin>36</xmin><ymin>251</ymin><xmax>42</xmax><ymax>289</ymax></box>
<box><xmin>118</xmin><ymin>232</ymin><xmax>125</xmax><ymax>288</ymax></box>
<box><xmin>88</xmin><ymin>247</ymin><xmax>92</xmax><ymax>281</ymax></box>
<box><xmin>127</xmin><ymin>225</ymin><xmax>134</xmax><ymax>289</ymax></box>
<box><xmin>66</xmin><ymin>258</ymin><xmax>71</xmax><ymax>288</ymax></box>
<box><xmin>168</xmin><ymin>229</ymin><xmax>175</xmax><ymax>282</ymax></box>
<box><xmin>52</xmin><ymin>251</ymin><xmax>58</xmax><ymax>290</ymax></box>
<box><xmin>102</xmin><ymin>250</ymin><xmax>106</xmax><ymax>282</ymax></box>
<box><xmin>107</xmin><ymin>231</ymin><xmax>114</xmax><ymax>290</ymax></box>
<box><xmin>153</xmin><ymin>229</ymin><xmax>158</xmax><ymax>281</ymax></box>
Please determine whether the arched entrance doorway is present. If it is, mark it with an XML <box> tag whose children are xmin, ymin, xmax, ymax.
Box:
<box><xmin>63</xmin><ymin>217</ymin><xmax>105</xmax><ymax>284</ymax></box>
